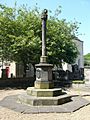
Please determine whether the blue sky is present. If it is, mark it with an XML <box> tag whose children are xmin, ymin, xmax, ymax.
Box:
<box><xmin>0</xmin><ymin>0</ymin><xmax>90</xmax><ymax>55</ymax></box>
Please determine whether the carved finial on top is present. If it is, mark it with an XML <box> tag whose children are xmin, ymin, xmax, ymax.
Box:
<box><xmin>41</xmin><ymin>9</ymin><xmax>48</xmax><ymax>20</ymax></box>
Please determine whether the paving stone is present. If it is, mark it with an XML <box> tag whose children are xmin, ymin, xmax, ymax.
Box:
<box><xmin>61</xmin><ymin>96</ymin><xmax>90</xmax><ymax>112</ymax></box>
<box><xmin>23</xmin><ymin>107</ymin><xmax>39</xmax><ymax>114</ymax></box>
<box><xmin>52</xmin><ymin>106</ymin><xmax>67</xmax><ymax>113</ymax></box>
<box><xmin>0</xmin><ymin>95</ymin><xmax>90</xmax><ymax>113</ymax></box>
<box><xmin>38</xmin><ymin>106</ymin><xmax>54</xmax><ymax>113</ymax></box>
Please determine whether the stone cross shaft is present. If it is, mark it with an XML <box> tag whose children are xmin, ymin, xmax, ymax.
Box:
<box><xmin>40</xmin><ymin>9</ymin><xmax>48</xmax><ymax>63</ymax></box>
<box><xmin>42</xmin><ymin>18</ymin><xmax>46</xmax><ymax>56</ymax></box>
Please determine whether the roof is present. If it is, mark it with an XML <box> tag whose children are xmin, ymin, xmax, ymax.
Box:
<box><xmin>74</xmin><ymin>37</ymin><xmax>83</xmax><ymax>43</ymax></box>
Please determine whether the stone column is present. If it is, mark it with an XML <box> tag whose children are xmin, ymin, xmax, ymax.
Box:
<box><xmin>40</xmin><ymin>9</ymin><xmax>48</xmax><ymax>63</ymax></box>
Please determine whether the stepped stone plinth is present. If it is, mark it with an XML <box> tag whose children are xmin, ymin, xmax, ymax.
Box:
<box><xmin>18</xmin><ymin>62</ymin><xmax>72</xmax><ymax>106</ymax></box>
<box><xmin>18</xmin><ymin>92</ymin><xmax>71</xmax><ymax>106</ymax></box>
<box><xmin>27</xmin><ymin>87</ymin><xmax>63</xmax><ymax>97</ymax></box>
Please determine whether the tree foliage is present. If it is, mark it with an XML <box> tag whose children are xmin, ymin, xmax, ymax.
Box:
<box><xmin>0</xmin><ymin>4</ymin><xmax>79</xmax><ymax>74</ymax></box>
<box><xmin>84</xmin><ymin>53</ymin><xmax>90</xmax><ymax>66</ymax></box>
<box><xmin>47</xmin><ymin>18</ymin><xmax>78</xmax><ymax>66</ymax></box>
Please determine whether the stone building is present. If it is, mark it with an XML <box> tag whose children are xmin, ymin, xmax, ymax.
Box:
<box><xmin>62</xmin><ymin>38</ymin><xmax>84</xmax><ymax>80</ymax></box>
<box><xmin>62</xmin><ymin>38</ymin><xmax>84</xmax><ymax>71</ymax></box>
<box><xmin>0</xmin><ymin>61</ymin><xmax>16</xmax><ymax>78</ymax></box>
<box><xmin>0</xmin><ymin>61</ymin><xmax>34</xmax><ymax>78</ymax></box>
<box><xmin>84</xmin><ymin>66</ymin><xmax>90</xmax><ymax>81</ymax></box>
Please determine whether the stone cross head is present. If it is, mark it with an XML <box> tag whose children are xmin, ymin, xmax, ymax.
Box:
<box><xmin>41</xmin><ymin>9</ymin><xmax>48</xmax><ymax>20</ymax></box>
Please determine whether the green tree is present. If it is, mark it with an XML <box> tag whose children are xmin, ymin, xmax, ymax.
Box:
<box><xmin>47</xmin><ymin>18</ymin><xmax>78</xmax><ymax>67</ymax></box>
<box><xmin>0</xmin><ymin>4</ymin><xmax>41</xmax><ymax>76</ymax></box>
<box><xmin>84</xmin><ymin>53</ymin><xmax>90</xmax><ymax>66</ymax></box>
<box><xmin>0</xmin><ymin>4</ymin><xmax>79</xmax><ymax>76</ymax></box>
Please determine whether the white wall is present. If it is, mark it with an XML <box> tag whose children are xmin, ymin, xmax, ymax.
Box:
<box><xmin>84</xmin><ymin>67</ymin><xmax>90</xmax><ymax>81</ymax></box>
<box><xmin>9</xmin><ymin>62</ymin><xmax>16</xmax><ymax>77</ymax></box>
<box><xmin>62</xmin><ymin>63</ymin><xmax>72</xmax><ymax>72</ymax></box>
<box><xmin>0</xmin><ymin>61</ymin><xmax>16</xmax><ymax>78</ymax></box>
<box><xmin>73</xmin><ymin>38</ymin><xmax>84</xmax><ymax>68</ymax></box>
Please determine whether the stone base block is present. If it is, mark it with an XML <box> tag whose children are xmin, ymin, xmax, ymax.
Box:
<box><xmin>40</xmin><ymin>56</ymin><xmax>47</xmax><ymax>63</ymax></box>
<box><xmin>27</xmin><ymin>87</ymin><xmax>64</xmax><ymax>97</ymax></box>
<box><xmin>34</xmin><ymin>81</ymin><xmax>54</xmax><ymax>89</ymax></box>
<box><xmin>18</xmin><ymin>93</ymin><xmax>71</xmax><ymax>106</ymax></box>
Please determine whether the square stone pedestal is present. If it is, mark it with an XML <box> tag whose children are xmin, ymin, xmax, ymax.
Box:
<box><xmin>34</xmin><ymin>81</ymin><xmax>54</xmax><ymax>89</ymax></box>
<box><xmin>35</xmin><ymin>63</ymin><xmax>54</xmax><ymax>89</ymax></box>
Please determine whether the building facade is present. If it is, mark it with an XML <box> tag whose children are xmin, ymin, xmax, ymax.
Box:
<box><xmin>62</xmin><ymin>38</ymin><xmax>84</xmax><ymax>72</ymax></box>
<box><xmin>0</xmin><ymin>61</ymin><xmax>16</xmax><ymax>78</ymax></box>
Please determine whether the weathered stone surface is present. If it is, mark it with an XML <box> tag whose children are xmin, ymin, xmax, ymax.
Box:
<box><xmin>40</xmin><ymin>56</ymin><xmax>47</xmax><ymax>63</ymax></box>
<box><xmin>35</xmin><ymin>63</ymin><xmax>53</xmax><ymax>82</ymax></box>
<box><xmin>18</xmin><ymin>92</ymin><xmax>71</xmax><ymax>106</ymax></box>
<box><xmin>27</xmin><ymin>87</ymin><xmax>64</xmax><ymax>97</ymax></box>
<box><xmin>34</xmin><ymin>81</ymin><xmax>54</xmax><ymax>89</ymax></box>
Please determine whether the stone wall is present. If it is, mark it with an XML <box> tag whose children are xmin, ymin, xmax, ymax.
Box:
<box><xmin>0</xmin><ymin>77</ymin><xmax>35</xmax><ymax>89</ymax></box>
<box><xmin>84</xmin><ymin>66</ymin><xmax>90</xmax><ymax>82</ymax></box>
